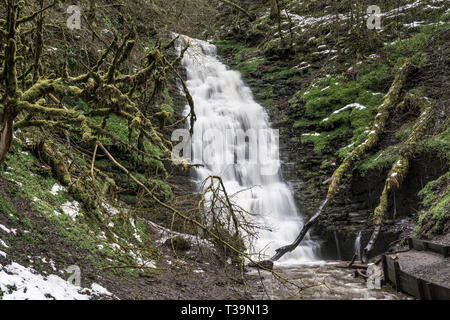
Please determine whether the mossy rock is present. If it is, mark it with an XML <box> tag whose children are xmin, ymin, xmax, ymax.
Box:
<box><xmin>165</xmin><ymin>236</ymin><xmax>191</xmax><ymax>251</ymax></box>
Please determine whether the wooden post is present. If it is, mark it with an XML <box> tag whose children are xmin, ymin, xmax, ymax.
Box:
<box><xmin>442</xmin><ymin>246</ymin><xmax>449</xmax><ymax>258</ymax></box>
<box><xmin>382</xmin><ymin>255</ymin><xmax>389</xmax><ymax>285</ymax></box>
<box><xmin>425</xmin><ymin>282</ymin><xmax>435</xmax><ymax>300</ymax></box>
<box><xmin>393</xmin><ymin>261</ymin><xmax>401</xmax><ymax>292</ymax></box>
<box><xmin>417</xmin><ymin>278</ymin><xmax>425</xmax><ymax>300</ymax></box>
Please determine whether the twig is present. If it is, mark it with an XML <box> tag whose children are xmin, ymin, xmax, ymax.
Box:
<box><xmin>91</xmin><ymin>143</ymin><xmax>98</xmax><ymax>183</ymax></box>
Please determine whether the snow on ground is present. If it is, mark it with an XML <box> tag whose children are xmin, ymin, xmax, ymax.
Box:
<box><xmin>302</xmin><ymin>132</ymin><xmax>321</xmax><ymax>137</ymax></box>
<box><xmin>0</xmin><ymin>239</ymin><xmax>8</xmax><ymax>248</ymax></box>
<box><xmin>0</xmin><ymin>223</ymin><xmax>16</xmax><ymax>235</ymax></box>
<box><xmin>148</xmin><ymin>220</ymin><xmax>213</xmax><ymax>248</ymax></box>
<box><xmin>332</xmin><ymin>103</ymin><xmax>367</xmax><ymax>115</ymax></box>
<box><xmin>60</xmin><ymin>201</ymin><xmax>80</xmax><ymax>220</ymax></box>
<box><xmin>0</xmin><ymin>262</ymin><xmax>114</xmax><ymax>300</ymax></box>
<box><xmin>130</xmin><ymin>218</ymin><xmax>143</xmax><ymax>243</ymax></box>
<box><xmin>50</xmin><ymin>183</ymin><xmax>67</xmax><ymax>196</ymax></box>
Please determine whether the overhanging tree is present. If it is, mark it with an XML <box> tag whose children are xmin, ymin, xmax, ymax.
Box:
<box><xmin>0</xmin><ymin>0</ymin><xmax>195</xmax><ymax>170</ymax></box>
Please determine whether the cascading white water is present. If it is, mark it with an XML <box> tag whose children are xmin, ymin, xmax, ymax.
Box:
<box><xmin>176</xmin><ymin>35</ymin><xmax>318</xmax><ymax>265</ymax></box>
<box><xmin>354</xmin><ymin>231</ymin><xmax>362</xmax><ymax>263</ymax></box>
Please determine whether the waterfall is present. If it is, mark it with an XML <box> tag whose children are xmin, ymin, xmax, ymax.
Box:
<box><xmin>333</xmin><ymin>230</ymin><xmax>342</xmax><ymax>261</ymax></box>
<box><xmin>354</xmin><ymin>231</ymin><xmax>362</xmax><ymax>263</ymax></box>
<box><xmin>175</xmin><ymin>35</ymin><xmax>318</xmax><ymax>265</ymax></box>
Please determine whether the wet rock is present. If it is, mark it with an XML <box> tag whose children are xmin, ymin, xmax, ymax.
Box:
<box><xmin>165</xmin><ymin>236</ymin><xmax>191</xmax><ymax>251</ymax></box>
<box><xmin>248</xmin><ymin>260</ymin><xmax>274</xmax><ymax>270</ymax></box>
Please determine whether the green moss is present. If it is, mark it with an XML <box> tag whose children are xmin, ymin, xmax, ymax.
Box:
<box><xmin>301</xmin><ymin>126</ymin><xmax>349</xmax><ymax>153</ymax></box>
<box><xmin>2</xmin><ymin>140</ymin><xmax>159</xmax><ymax>273</ymax></box>
<box><xmin>235</xmin><ymin>57</ymin><xmax>261</xmax><ymax>76</ymax></box>
<box><xmin>104</xmin><ymin>114</ymin><xmax>130</xmax><ymax>143</ymax></box>
<box><xmin>293</xmin><ymin>118</ymin><xmax>318</xmax><ymax>129</ymax></box>
<box><xmin>416</xmin><ymin>126</ymin><xmax>450</xmax><ymax>164</ymax></box>
<box><xmin>417</xmin><ymin>171</ymin><xmax>450</xmax><ymax>234</ymax></box>
<box><xmin>358</xmin><ymin>145</ymin><xmax>401</xmax><ymax>175</ymax></box>
<box><xmin>385</xmin><ymin>27</ymin><xmax>431</xmax><ymax>67</ymax></box>
<box><xmin>419</xmin><ymin>172</ymin><xmax>450</xmax><ymax>208</ymax></box>
<box><xmin>0</xmin><ymin>191</ymin><xmax>16</xmax><ymax>218</ymax></box>
<box><xmin>358</xmin><ymin>64</ymin><xmax>392</xmax><ymax>91</ymax></box>
<box><xmin>159</xmin><ymin>104</ymin><xmax>174</xmax><ymax>119</ymax></box>
<box><xmin>395</xmin><ymin>122</ymin><xmax>415</xmax><ymax>141</ymax></box>
<box><xmin>291</xmin><ymin>75</ymin><xmax>384</xmax><ymax>154</ymax></box>
<box><xmin>212</xmin><ymin>39</ymin><xmax>243</xmax><ymax>55</ymax></box>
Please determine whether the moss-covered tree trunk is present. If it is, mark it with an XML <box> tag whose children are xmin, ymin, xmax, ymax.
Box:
<box><xmin>363</xmin><ymin>93</ymin><xmax>435</xmax><ymax>259</ymax></box>
<box><xmin>0</xmin><ymin>108</ymin><xmax>16</xmax><ymax>165</ymax></box>
<box><xmin>0</xmin><ymin>0</ymin><xmax>19</xmax><ymax>166</ymax></box>
<box><xmin>270</xmin><ymin>0</ymin><xmax>279</xmax><ymax>19</ymax></box>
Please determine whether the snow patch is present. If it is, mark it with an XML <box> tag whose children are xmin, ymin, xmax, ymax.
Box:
<box><xmin>60</xmin><ymin>201</ymin><xmax>80</xmax><ymax>220</ymax></box>
<box><xmin>130</xmin><ymin>218</ymin><xmax>142</xmax><ymax>243</ymax></box>
<box><xmin>332</xmin><ymin>103</ymin><xmax>366</xmax><ymax>115</ymax></box>
<box><xmin>0</xmin><ymin>262</ymin><xmax>112</xmax><ymax>300</ymax></box>
<box><xmin>50</xmin><ymin>184</ymin><xmax>67</xmax><ymax>196</ymax></box>
<box><xmin>0</xmin><ymin>224</ymin><xmax>16</xmax><ymax>235</ymax></box>
<box><xmin>302</xmin><ymin>132</ymin><xmax>320</xmax><ymax>137</ymax></box>
<box><xmin>101</xmin><ymin>201</ymin><xmax>121</xmax><ymax>216</ymax></box>
<box><xmin>90</xmin><ymin>283</ymin><xmax>112</xmax><ymax>296</ymax></box>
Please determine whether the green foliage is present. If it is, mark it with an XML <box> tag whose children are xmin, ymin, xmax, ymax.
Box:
<box><xmin>0</xmin><ymin>192</ymin><xmax>16</xmax><ymax>218</ymax></box>
<box><xmin>293</xmin><ymin>76</ymin><xmax>383</xmax><ymax>153</ymax></box>
<box><xmin>395</xmin><ymin>122</ymin><xmax>415</xmax><ymax>141</ymax></box>
<box><xmin>159</xmin><ymin>104</ymin><xmax>174</xmax><ymax>119</ymax></box>
<box><xmin>417</xmin><ymin>171</ymin><xmax>450</xmax><ymax>234</ymax></box>
<box><xmin>104</xmin><ymin>115</ymin><xmax>131</xmax><ymax>143</ymax></box>
<box><xmin>416</xmin><ymin>126</ymin><xmax>450</xmax><ymax>164</ymax></box>
<box><xmin>301</xmin><ymin>126</ymin><xmax>349</xmax><ymax>153</ymax></box>
<box><xmin>1</xmin><ymin>140</ymin><xmax>159</xmax><ymax>271</ymax></box>
<box><xmin>357</xmin><ymin>64</ymin><xmax>392</xmax><ymax>92</ymax></box>
<box><xmin>235</xmin><ymin>57</ymin><xmax>261</xmax><ymax>75</ymax></box>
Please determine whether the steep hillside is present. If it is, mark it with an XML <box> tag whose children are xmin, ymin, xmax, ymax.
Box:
<box><xmin>0</xmin><ymin>0</ymin><xmax>255</xmax><ymax>300</ymax></box>
<box><xmin>212</xmin><ymin>0</ymin><xmax>449</xmax><ymax>259</ymax></box>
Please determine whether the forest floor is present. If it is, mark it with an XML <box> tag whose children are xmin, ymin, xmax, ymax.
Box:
<box><xmin>0</xmin><ymin>176</ymin><xmax>262</xmax><ymax>300</ymax></box>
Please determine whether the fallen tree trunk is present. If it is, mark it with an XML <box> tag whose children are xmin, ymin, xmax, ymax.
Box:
<box><xmin>335</xmin><ymin>263</ymin><xmax>368</xmax><ymax>270</ymax></box>
<box><xmin>271</xmin><ymin>197</ymin><xmax>331</xmax><ymax>261</ymax></box>
<box><xmin>270</xmin><ymin>63</ymin><xmax>410</xmax><ymax>262</ymax></box>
